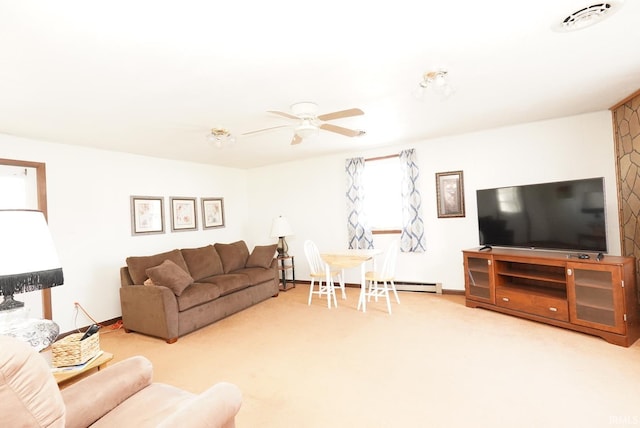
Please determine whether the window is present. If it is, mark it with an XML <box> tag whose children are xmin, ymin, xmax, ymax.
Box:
<box><xmin>363</xmin><ymin>155</ymin><xmax>402</xmax><ymax>232</ymax></box>
<box><xmin>0</xmin><ymin>166</ymin><xmax>28</xmax><ymax>208</ymax></box>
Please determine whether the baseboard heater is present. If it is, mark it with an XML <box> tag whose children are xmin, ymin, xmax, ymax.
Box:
<box><xmin>394</xmin><ymin>281</ymin><xmax>442</xmax><ymax>294</ymax></box>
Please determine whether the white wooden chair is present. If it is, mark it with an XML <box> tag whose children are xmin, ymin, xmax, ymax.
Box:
<box><xmin>304</xmin><ymin>240</ymin><xmax>342</xmax><ymax>308</ymax></box>
<box><xmin>362</xmin><ymin>241</ymin><xmax>400</xmax><ymax>314</ymax></box>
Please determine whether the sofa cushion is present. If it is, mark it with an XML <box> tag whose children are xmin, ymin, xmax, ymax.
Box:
<box><xmin>176</xmin><ymin>282</ymin><xmax>222</xmax><ymax>312</ymax></box>
<box><xmin>214</xmin><ymin>241</ymin><xmax>250</xmax><ymax>274</ymax></box>
<box><xmin>245</xmin><ymin>244</ymin><xmax>277</xmax><ymax>269</ymax></box>
<box><xmin>145</xmin><ymin>260</ymin><xmax>194</xmax><ymax>296</ymax></box>
<box><xmin>233</xmin><ymin>267</ymin><xmax>276</xmax><ymax>286</ymax></box>
<box><xmin>181</xmin><ymin>245</ymin><xmax>224</xmax><ymax>281</ymax></box>
<box><xmin>126</xmin><ymin>249</ymin><xmax>189</xmax><ymax>285</ymax></box>
<box><xmin>205</xmin><ymin>273</ymin><xmax>251</xmax><ymax>296</ymax></box>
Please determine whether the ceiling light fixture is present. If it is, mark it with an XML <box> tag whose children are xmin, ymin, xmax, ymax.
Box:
<box><xmin>415</xmin><ymin>69</ymin><xmax>455</xmax><ymax>100</ymax></box>
<box><xmin>553</xmin><ymin>1</ymin><xmax>624</xmax><ymax>32</ymax></box>
<box><xmin>294</xmin><ymin>119</ymin><xmax>320</xmax><ymax>139</ymax></box>
<box><xmin>207</xmin><ymin>127</ymin><xmax>235</xmax><ymax>148</ymax></box>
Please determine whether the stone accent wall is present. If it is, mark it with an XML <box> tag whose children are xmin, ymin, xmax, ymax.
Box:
<box><xmin>611</xmin><ymin>91</ymin><xmax>640</xmax><ymax>292</ymax></box>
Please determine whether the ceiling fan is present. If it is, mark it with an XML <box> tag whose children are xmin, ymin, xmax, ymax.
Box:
<box><xmin>242</xmin><ymin>102</ymin><xmax>366</xmax><ymax>145</ymax></box>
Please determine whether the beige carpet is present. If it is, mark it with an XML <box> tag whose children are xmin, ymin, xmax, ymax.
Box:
<box><xmin>100</xmin><ymin>285</ymin><xmax>640</xmax><ymax>427</ymax></box>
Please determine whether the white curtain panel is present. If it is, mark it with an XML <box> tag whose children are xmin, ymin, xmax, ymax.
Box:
<box><xmin>345</xmin><ymin>157</ymin><xmax>374</xmax><ymax>249</ymax></box>
<box><xmin>399</xmin><ymin>149</ymin><xmax>426</xmax><ymax>252</ymax></box>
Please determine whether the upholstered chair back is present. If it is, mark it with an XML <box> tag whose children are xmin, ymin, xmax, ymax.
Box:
<box><xmin>0</xmin><ymin>335</ymin><xmax>65</xmax><ymax>427</ymax></box>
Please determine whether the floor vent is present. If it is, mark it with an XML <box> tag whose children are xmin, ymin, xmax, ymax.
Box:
<box><xmin>394</xmin><ymin>281</ymin><xmax>442</xmax><ymax>294</ymax></box>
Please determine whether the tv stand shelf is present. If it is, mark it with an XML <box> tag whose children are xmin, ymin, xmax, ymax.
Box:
<box><xmin>500</xmin><ymin>283</ymin><xmax>566</xmax><ymax>299</ymax></box>
<box><xmin>497</xmin><ymin>265</ymin><xmax>566</xmax><ymax>285</ymax></box>
<box><xmin>463</xmin><ymin>248</ymin><xmax>640</xmax><ymax>347</ymax></box>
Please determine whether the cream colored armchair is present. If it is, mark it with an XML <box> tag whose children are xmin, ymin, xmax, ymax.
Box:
<box><xmin>0</xmin><ymin>335</ymin><xmax>242</xmax><ymax>428</ymax></box>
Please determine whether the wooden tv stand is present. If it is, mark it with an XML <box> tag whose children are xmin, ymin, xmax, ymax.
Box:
<box><xmin>463</xmin><ymin>248</ymin><xmax>640</xmax><ymax>347</ymax></box>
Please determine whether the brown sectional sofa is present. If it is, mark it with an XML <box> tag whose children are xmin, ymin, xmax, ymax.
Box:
<box><xmin>120</xmin><ymin>240</ymin><xmax>278</xmax><ymax>343</ymax></box>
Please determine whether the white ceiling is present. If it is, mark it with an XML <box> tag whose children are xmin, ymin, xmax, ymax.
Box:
<box><xmin>1</xmin><ymin>1</ymin><xmax>638</xmax><ymax>169</ymax></box>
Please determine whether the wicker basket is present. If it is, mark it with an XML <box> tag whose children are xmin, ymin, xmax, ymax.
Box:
<box><xmin>52</xmin><ymin>332</ymin><xmax>100</xmax><ymax>367</ymax></box>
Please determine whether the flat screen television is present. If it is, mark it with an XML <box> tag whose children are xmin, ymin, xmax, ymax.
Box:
<box><xmin>476</xmin><ymin>177</ymin><xmax>607</xmax><ymax>253</ymax></box>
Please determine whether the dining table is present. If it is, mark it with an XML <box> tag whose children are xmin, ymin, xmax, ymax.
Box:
<box><xmin>320</xmin><ymin>249</ymin><xmax>382</xmax><ymax>311</ymax></box>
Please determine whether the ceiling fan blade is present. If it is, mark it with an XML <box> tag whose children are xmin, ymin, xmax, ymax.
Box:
<box><xmin>241</xmin><ymin>125</ymin><xmax>289</xmax><ymax>136</ymax></box>
<box><xmin>268</xmin><ymin>110</ymin><xmax>300</xmax><ymax>120</ymax></box>
<box><xmin>317</xmin><ymin>108</ymin><xmax>364</xmax><ymax>121</ymax></box>
<box><xmin>319</xmin><ymin>123</ymin><xmax>363</xmax><ymax>137</ymax></box>
<box><xmin>290</xmin><ymin>134</ymin><xmax>303</xmax><ymax>145</ymax></box>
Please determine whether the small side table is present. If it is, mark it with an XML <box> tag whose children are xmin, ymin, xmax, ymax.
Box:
<box><xmin>277</xmin><ymin>255</ymin><xmax>296</xmax><ymax>291</ymax></box>
<box><xmin>53</xmin><ymin>351</ymin><xmax>114</xmax><ymax>387</ymax></box>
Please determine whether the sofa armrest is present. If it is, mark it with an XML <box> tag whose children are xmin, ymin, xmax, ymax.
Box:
<box><xmin>61</xmin><ymin>356</ymin><xmax>153</xmax><ymax>428</ymax></box>
<box><xmin>120</xmin><ymin>266</ymin><xmax>134</xmax><ymax>286</ymax></box>
<box><xmin>157</xmin><ymin>382</ymin><xmax>242</xmax><ymax>428</ymax></box>
<box><xmin>119</xmin><ymin>284</ymin><xmax>179</xmax><ymax>341</ymax></box>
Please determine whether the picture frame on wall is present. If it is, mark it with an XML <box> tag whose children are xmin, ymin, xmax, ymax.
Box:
<box><xmin>202</xmin><ymin>197</ymin><xmax>225</xmax><ymax>229</ymax></box>
<box><xmin>170</xmin><ymin>197</ymin><xmax>198</xmax><ymax>231</ymax></box>
<box><xmin>130</xmin><ymin>196</ymin><xmax>164</xmax><ymax>235</ymax></box>
<box><xmin>436</xmin><ymin>170</ymin><xmax>465</xmax><ymax>218</ymax></box>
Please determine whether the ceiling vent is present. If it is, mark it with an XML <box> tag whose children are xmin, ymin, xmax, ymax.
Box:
<box><xmin>553</xmin><ymin>1</ymin><xmax>624</xmax><ymax>32</ymax></box>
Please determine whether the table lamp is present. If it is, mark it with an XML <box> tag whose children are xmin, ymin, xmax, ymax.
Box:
<box><xmin>0</xmin><ymin>209</ymin><xmax>64</xmax><ymax>312</ymax></box>
<box><xmin>270</xmin><ymin>216</ymin><xmax>293</xmax><ymax>257</ymax></box>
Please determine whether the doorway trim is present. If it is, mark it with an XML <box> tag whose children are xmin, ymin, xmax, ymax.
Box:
<box><xmin>0</xmin><ymin>157</ymin><xmax>52</xmax><ymax>319</ymax></box>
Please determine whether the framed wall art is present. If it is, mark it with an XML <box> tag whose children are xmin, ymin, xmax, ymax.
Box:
<box><xmin>202</xmin><ymin>197</ymin><xmax>225</xmax><ymax>229</ymax></box>
<box><xmin>170</xmin><ymin>197</ymin><xmax>198</xmax><ymax>231</ymax></box>
<box><xmin>435</xmin><ymin>170</ymin><xmax>465</xmax><ymax>218</ymax></box>
<box><xmin>130</xmin><ymin>196</ymin><xmax>164</xmax><ymax>235</ymax></box>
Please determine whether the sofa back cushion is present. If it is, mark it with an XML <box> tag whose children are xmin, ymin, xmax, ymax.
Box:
<box><xmin>214</xmin><ymin>241</ymin><xmax>250</xmax><ymax>273</ymax></box>
<box><xmin>126</xmin><ymin>249</ymin><xmax>189</xmax><ymax>285</ymax></box>
<box><xmin>181</xmin><ymin>245</ymin><xmax>224</xmax><ymax>281</ymax></box>
<box><xmin>145</xmin><ymin>259</ymin><xmax>194</xmax><ymax>296</ymax></box>
<box><xmin>245</xmin><ymin>244</ymin><xmax>278</xmax><ymax>269</ymax></box>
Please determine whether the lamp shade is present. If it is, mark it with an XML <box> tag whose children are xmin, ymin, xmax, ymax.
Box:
<box><xmin>0</xmin><ymin>210</ymin><xmax>63</xmax><ymax>310</ymax></box>
<box><xmin>270</xmin><ymin>216</ymin><xmax>293</xmax><ymax>238</ymax></box>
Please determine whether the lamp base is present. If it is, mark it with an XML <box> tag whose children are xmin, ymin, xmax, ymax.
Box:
<box><xmin>0</xmin><ymin>294</ymin><xmax>25</xmax><ymax>312</ymax></box>
<box><xmin>277</xmin><ymin>237</ymin><xmax>289</xmax><ymax>257</ymax></box>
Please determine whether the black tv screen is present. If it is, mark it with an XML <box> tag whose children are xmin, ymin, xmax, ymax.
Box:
<box><xmin>476</xmin><ymin>177</ymin><xmax>607</xmax><ymax>253</ymax></box>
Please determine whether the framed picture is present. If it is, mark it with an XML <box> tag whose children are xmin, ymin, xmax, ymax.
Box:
<box><xmin>202</xmin><ymin>197</ymin><xmax>225</xmax><ymax>229</ymax></box>
<box><xmin>436</xmin><ymin>170</ymin><xmax>465</xmax><ymax>218</ymax></box>
<box><xmin>170</xmin><ymin>197</ymin><xmax>198</xmax><ymax>231</ymax></box>
<box><xmin>130</xmin><ymin>196</ymin><xmax>164</xmax><ymax>235</ymax></box>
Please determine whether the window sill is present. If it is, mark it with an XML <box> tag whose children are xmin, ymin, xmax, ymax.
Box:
<box><xmin>372</xmin><ymin>229</ymin><xmax>401</xmax><ymax>235</ymax></box>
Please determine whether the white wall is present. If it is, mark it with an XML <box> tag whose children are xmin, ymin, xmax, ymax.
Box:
<box><xmin>247</xmin><ymin>111</ymin><xmax>621</xmax><ymax>290</ymax></box>
<box><xmin>0</xmin><ymin>134</ymin><xmax>249</xmax><ymax>333</ymax></box>
<box><xmin>0</xmin><ymin>110</ymin><xmax>620</xmax><ymax>332</ymax></box>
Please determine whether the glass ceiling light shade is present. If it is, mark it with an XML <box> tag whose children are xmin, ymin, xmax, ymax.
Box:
<box><xmin>270</xmin><ymin>215</ymin><xmax>294</xmax><ymax>257</ymax></box>
<box><xmin>0</xmin><ymin>209</ymin><xmax>64</xmax><ymax>311</ymax></box>
<box><xmin>295</xmin><ymin>119</ymin><xmax>320</xmax><ymax>139</ymax></box>
<box><xmin>415</xmin><ymin>69</ymin><xmax>455</xmax><ymax>100</ymax></box>
<box><xmin>207</xmin><ymin>127</ymin><xmax>236</xmax><ymax>148</ymax></box>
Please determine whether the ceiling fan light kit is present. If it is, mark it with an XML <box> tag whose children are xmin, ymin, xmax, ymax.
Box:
<box><xmin>295</xmin><ymin>120</ymin><xmax>320</xmax><ymax>139</ymax></box>
<box><xmin>207</xmin><ymin>127</ymin><xmax>235</xmax><ymax>148</ymax></box>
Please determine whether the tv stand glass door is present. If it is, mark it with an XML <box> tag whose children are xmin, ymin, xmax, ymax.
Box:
<box><xmin>567</xmin><ymin>263</ymin><xmax>625</xmax><ymax>333</ymax></box>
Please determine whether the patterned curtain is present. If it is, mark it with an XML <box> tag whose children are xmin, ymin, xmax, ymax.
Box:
<box><xmin>399</xmin><ymin>149</ymin><xmax>426</xmax><ymax>252</ymax></box>
<box><xmin>345</xmin><ymin>157</ymin><xmax>373</xmax><ymax>249</ymax></box>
